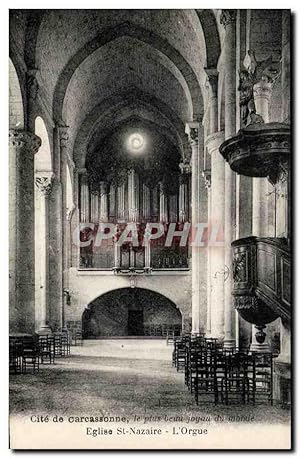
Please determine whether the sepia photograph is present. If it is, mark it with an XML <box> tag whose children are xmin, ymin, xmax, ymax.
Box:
<box><xmin>8</xmin><ymin>7</ymin><xmax>292</xmax><ymax>450</ymax></box>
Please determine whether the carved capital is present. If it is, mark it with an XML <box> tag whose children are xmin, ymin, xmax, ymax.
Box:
<box><xmin>220</xmin><ymin>9</ymin><xmax>237</xmax><ymax>29</ymax></box>
<box><xmin>57</xmin><ymin>123</ymin><xmax>69</xmax><ymax>150</ymax></box>
<box><xmin>202</xmin><ymin>169</ymin><xmax>211</xmax><ymax>190</ymax></box>
<box><xmin>9</xmin><ymin>129</ymin><xmax>41</xmax><ymax>154</ymax></box>
<box><xmin>185</xmin><ymin>122</ymin><xmax>199</xmax><ymax>147</ymax></box>
<box><xmin>179</xmin><ymin>159</ymin><xmax>191</xmax><ymax>175</ymax></box>
<box><xmin>35</xmin><ymin>175</ymin><xmax>53</xmax><ymax>196</ymax></box>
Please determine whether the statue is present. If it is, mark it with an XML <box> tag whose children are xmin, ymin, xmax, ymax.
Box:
<box><xmin>238</xmin><ymin>50</ymin><xmax>279</xmax><ymax>127</ymax></box>
<box><xmin>238</xmin><ymin>69</ymin><xmax>258</xmax><ymax>127</ymax></box>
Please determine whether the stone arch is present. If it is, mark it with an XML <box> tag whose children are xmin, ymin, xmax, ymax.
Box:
<box><xmin>9</xmin><ymin>58</ymin><xmax>25</xmax><ymax>130</ymax></box>
<box><xmin>53</xmin><ymin>21</ymin><xmax>203</xmax><ymax>124</ymax></box>
<box><xmin>196</xmin><ymin>10</ymin><xmax>221</xmax><ymax>69</ymax></box>
<box><xmin>82</xmin><ymin>287</ymin><xmax>182</xmax><ymax>338</ymax></box>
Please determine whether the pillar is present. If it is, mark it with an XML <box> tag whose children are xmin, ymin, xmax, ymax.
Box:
<box><xmin>221</xmin><ymin>9</ymin><xmax>237</xmax><ymax>348</ymax></box>
<box><xmin>186</xmin><ymin>122</ymin><xmax>206</xmax><ymax>335</ymax></box>
<box><xmin>252</xmin><ymin>79</ymin><xmax>273</xmax><ymax>237</ymax></box>
<box><xmin>9</xmin><ymin>129</ymin><xmax>41</xmax><ymax>333</ymax></box>
<box><xmin>48</xmin><ymin>171</ymin><xmax>63</xmax><ymax>331</ymax></box>
<box><xmin>203</xmin><ymin>172</ymin><xmax>212</xmax><ymax>335</ymax></box>
<box><xmin>205</xmin><ymin>68</ymin><xmax>218</xmax><ymax>338</ymax></box>
<box><xmin>58</xmin><ymin>125</ymin><xmax>69</xmax><ymax>331</ymax></box>
<box><xmin>206</xmin><ymin>132</ymin><xmax>225</xmax><ymax>339</ymax></box>
<box><xmin>35</xmin><ymin>174</ymin><xmax>53</xmax><ymax>334</ymax></box>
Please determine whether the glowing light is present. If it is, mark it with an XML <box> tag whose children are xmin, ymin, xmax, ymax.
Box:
<box><xmin>127</xmin><ymin>133</ymin><xmax>145</xmax><ymax>153</ymax></box>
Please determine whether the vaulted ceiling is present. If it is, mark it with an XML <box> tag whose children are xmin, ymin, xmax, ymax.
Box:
<box><xmin>10</xmin><ymin>9</ymin><xmax>222</xmax><ymax>166</ymax></box>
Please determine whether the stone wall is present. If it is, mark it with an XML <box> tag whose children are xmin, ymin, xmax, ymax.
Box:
<box><xmin>66</xmin><ymin>268</ymin><xmax>192</xmax><ymax>333</ymax></box>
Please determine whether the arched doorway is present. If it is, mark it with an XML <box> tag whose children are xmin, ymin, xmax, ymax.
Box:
<box><xmin>82</xmin><ymin>288</ymin><xmax>182</xmax><ymax>338</ymax></box>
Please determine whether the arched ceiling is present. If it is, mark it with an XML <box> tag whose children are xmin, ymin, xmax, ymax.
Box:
<box><xmin>63</xmin><ymin>36</ymin><xmax>193</xmax><ymax>150</ymax></box>
<box><xmin>10</xmin><ymin>10</ymin><xmax>221</xmax><ymax>168</ymax></box>
<box><xmin>35</xmin><ymin>10</ymin><xmax>207</xmax><ymax>110</ymax></box>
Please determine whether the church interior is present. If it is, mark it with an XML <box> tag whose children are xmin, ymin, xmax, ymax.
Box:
<box><xmin>9</xmin><ymin>9</ymin><xmax>291</xmax><ymax>426</ymax></box>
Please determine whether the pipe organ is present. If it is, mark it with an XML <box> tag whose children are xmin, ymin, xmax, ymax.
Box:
<box><xmin>78</xmin><ymin>170</ymin><xmax>190</xmax><ymax>269</ymax></box>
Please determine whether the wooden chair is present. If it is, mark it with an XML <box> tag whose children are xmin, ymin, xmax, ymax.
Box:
<box><xmin>22</xmin><ymin>335</ymin><xmax>40</xmax><ymax>374</ymax></box>
<box><xmin>220</xmin><ymin>352</ymin><xmax>249</xmax><ymax>405</ymax></box>
<box><xmin>61</xmin><ymin>332</ymin><xmax>71</xmax><ymax>356</ymax></box>
<box><xmin>53</xmin><ymin>333</ymin><xmax>63</xmax><ymax>357</ymax></box>
<box><xmin>39</xmin><ymin>335</ymin><xmax>54</xmax><ymax>364</ymax></box>
<box><xmin>74</xmin><ymin>330</ymin><xmax>83</xmax><ymax>346</ymax></box>
<box><xmin>247</xmin><ymin>352</ymin><xmax>273</xmax><ymax>405</ymax></box>
<box><xmin>194</xmin><ymin>348</ymin><xmax>219</xmax><ymax>405</ymax></box>
<box><xmin>9</xmin><ymin>339</ymin><xmax>22</xmax><ymax>374</ymax></box>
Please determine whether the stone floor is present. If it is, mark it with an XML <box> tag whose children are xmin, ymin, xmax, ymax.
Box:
<box><xmin>10</xmin><ymin>339</ymin><xmax>290</xmax><ymax>424</ymax></box>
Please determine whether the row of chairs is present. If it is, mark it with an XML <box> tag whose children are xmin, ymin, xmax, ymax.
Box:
<box><xmin>9</xmin><ymin>332</ymin><xmax>71</xmax><ymax>375</ymax></box>
<box><xmin>172</xmin><ymin>335</ymin><xmax>274</xmax><ymax>406</ymax></box>
<box><xmin>144</xmin><ymin>324</ymin><xmax>182</xmax><ymax>337</ymax></box>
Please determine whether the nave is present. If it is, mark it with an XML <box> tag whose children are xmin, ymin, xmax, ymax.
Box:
<box><xmin>10</xmin><ymin>339</ymin><xmax>289</xmax><ymax>423</ymax></box>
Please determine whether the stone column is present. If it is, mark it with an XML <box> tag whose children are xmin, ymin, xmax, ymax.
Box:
<box><xmin>185</xmin><ymin>122</ymin><xmax>204</xmax><ymax>335</ymax></box>
<box><xmin>35</xmin><ymin>174</ymin><xmax>53</xmax><ymax>334</ymax></box>
<box><xmin>204</xmin><ymin>68</ymin><xmax>218</xmax><ymax>337</ymax></box>
<box><xmin>203</xmin><ymin>171</ymin><xmax>212</xmax><ymax>335</ymax></box>
<box><xmin>9</xmin><ymin>129</ymin><xmax>41</xmax><ymax>333</ymax></box>
<box><xmin>252</xmin><ymin>79</ymin><xmax>273</xmax><ymax>237</ymax></box>
<box><xmin>221</xmin><ymin>9</ymin><xmax>237</xmax><ymax>348</ymax></box>
<box><xmin>159</xmin><ymin>182</ymin><xmax>168</xmax><ymax>223</ymax></box>
<box><xmin>99</xmin><ymin>181</ymin><xmax>108</xmax><ymax>222</ymax></box>
<box><xmin>58</xmin><ymin>125</ymin><xmax>69</xmax><ymax>331</ymax></box>
<box><xmin>128</xmin><ymin>169</ymin><xmax>139</xmax><ymax>222</ymax></box>
<box><xmin>206</xmin><ymin>131</ymin><xmax>225</xmax><ymax>339</ymax></box>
